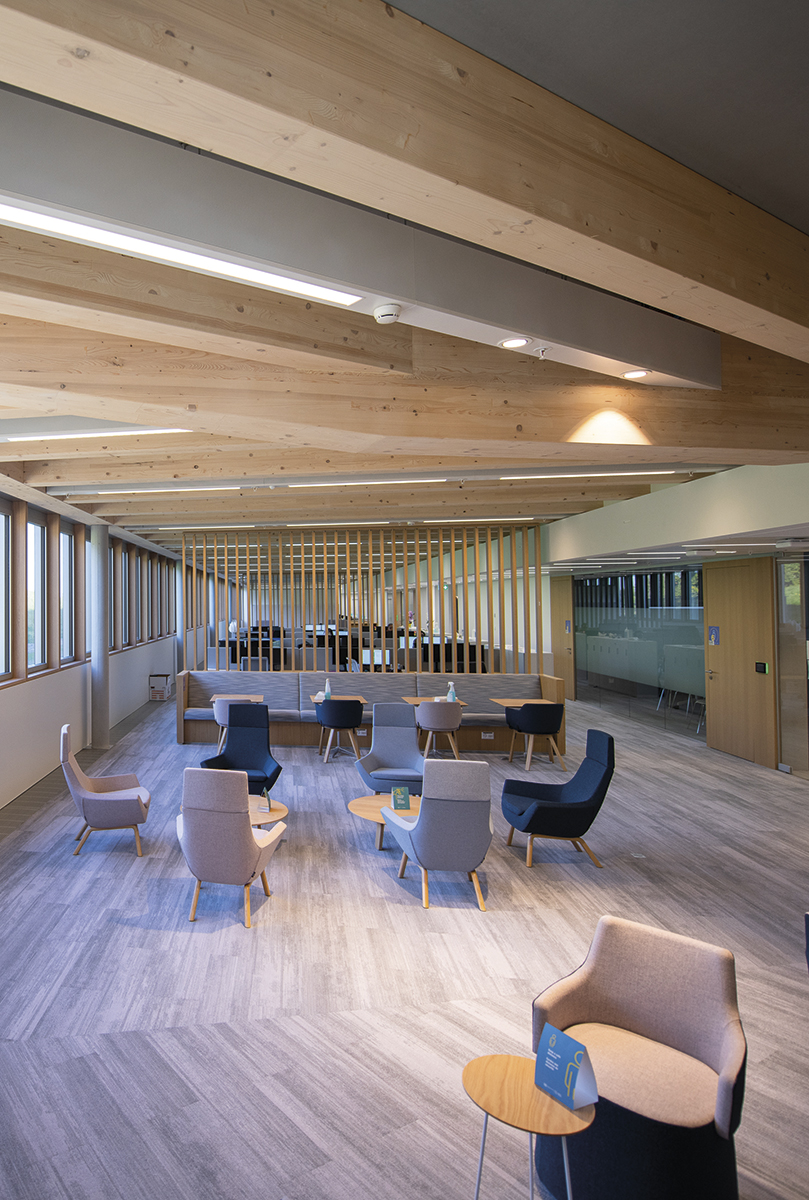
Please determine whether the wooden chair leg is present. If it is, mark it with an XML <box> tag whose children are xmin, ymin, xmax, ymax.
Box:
<box><xmin>506</xmin><ymin>825</ymin><xmax>515</xmax><ymax>846</ymax></box>
<box><xmin>526</xmin><ymin>835</ymin><xmax>534</xmax><ymax>869</ymax></box>
<box><xmin>447</xmin><ymin>731</ymin><xmax>461</xmax><ymax>760</ymax></box>
<box><xmin>244</xmin><ymin>883</ymin><xmax>252</xmax><ymax>928</ymax></box>
<box><xmin>576</xmin><ymin>838</ymin><xmax>604</xmax><ymax>868</ymax></box>
<box><xmin>73</xmin><ymin>827</ymin><xmax>92</xmax><ymax>855</ymax></box>
<box><xmin>525</xmin><ymin>734</ymin><xmax>534</xmax><ymax>772</ymax></box>
<box><xmin>324</xmin><ymin>728</ymin><xmax>336</xmax><ymax>763</ymax></box>
<box><xmin>75</xmin><ymin>822</ymin><xmax>88</xmax><ymax>842</ymax></box>
<box><xmin>375</xmin><ymin>821</ymin><xmax>384</xmax><ymax>850</ymax></box>
<box><xmin>572</xmin><ymin>840</ymin><xmax>583</xmax><ymax>852</ymax></box>
<box><xmin>508</xmin><ymin>729</ymin><xmax>517</xmax><ymax>762</ymax></box>
<box><xmin>132</xmin><ymin>826</ymin><xmax>143</xmax><ymax>856</ymax></box>
<box><xmin>347</xmin><ymin>729</ymin><xmax>361</xmax><ymax>759</ymax></box>
<box><xmin>398</xmin><ymin>852</ymin><xmax>408</xmax><ymax>878</ymax></box>
<box><xmin>260</xmin><ymin>869</ymin><xmax>271</xmax><ymax>896</ymax></box>
<box><xmin>189</xmin><ymin>878</ymin><xmax>201</xmax><ymax>922</ymax></box>
<box><xmin>550</xmin><ymin>737</ymin><xmax>566</xmax><ymax>771</ymax></box>
<box><xmin>423</xmin><ymin>731</ymin><xmax>433</xmax><ymax>758</ymax></box>
<box><xmin>421</xmin><ymin>867</ymin><xmax>429</xmax><ymax>908</ymax></box>
<box><xmin>470</xmin><ymin>870</ymin><xmax>486</xmax><ymax>911</ymax></box>
<box><xmin>217</xmin><ymin>727</ymin><xmax>227</xmax><ymax>753</ymax></box>
<box><xmin>318</xmin><ymin>725</ymin><xmax>326</xmax><ymax>754</ymax></box>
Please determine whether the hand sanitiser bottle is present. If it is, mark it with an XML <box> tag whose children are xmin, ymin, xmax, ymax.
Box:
<box><xmin>324</xmin><ymin>677</ymin><xmax>331</xmax><ymax>699</ymax></box>
<box><xmin>447</xmin><ymin>680</ymin><xmax>456</xmax><ymax>702</ymax></box>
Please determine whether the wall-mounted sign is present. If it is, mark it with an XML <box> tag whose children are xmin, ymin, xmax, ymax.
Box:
<box><xmin>708</xmin><ymin>626</ymin><xmax>720</xmax><ymax>646</ymax></box>
<box><xmin>565</xmin><ymin>619</ymin><xmax>571</xmax><ymax>634</ymax></box>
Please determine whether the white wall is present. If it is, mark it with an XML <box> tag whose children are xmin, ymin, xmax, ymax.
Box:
<box><xmin>0</xmin><ymin>663</ymin><xmax>90</xmax><ymax>809</ymax></box>
<box><xmin>109</xmin><ymin>636</ymin><xmax>176</xmax><ymax>728</ymax></box>
<box><xmin>0</xmin><ymin>635</ymin><xmax>177</xmax><ymax>810</ymax></box>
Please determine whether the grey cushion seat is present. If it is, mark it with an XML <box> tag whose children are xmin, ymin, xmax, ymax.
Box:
<box><xmin>186</xmin><ymin>707</ymin><xmax>216</xmax><ymax>721</ymax></box>
<box><xmin>461</xmin><ymin>710</ymin><xmax>507</xmax><ymax>726</ymax></box>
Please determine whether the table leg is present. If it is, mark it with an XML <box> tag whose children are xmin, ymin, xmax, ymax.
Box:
<box><xmin>473</xmin><ymin>1112</ymin><xmax>488</xmax><ymax>1200</ymax></box>
<box><xmin>562</xmin><ymin>1135</ymin><xmax>573</xmax><ymax>1200</ymax></box>
<box><xmin>375</xmin><ymin>822</ymin><xmax>384</xmax><ymax>851</ymax></box>
<box><xmin>529</xmin><ymin>1131</ymin><xmax>534</xmax><ymax>1199</ymax></box>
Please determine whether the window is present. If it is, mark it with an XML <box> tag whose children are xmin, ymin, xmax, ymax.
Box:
<box><xmin>0</xmin><ymin>509</ymin><xmax>9</xmax><ymax>674</ymax></box>
<box><xmin>122</xmin><ymin>550</ymin><xmax>129</xmax><ymax>644</ymax></box>
<box><xmin>60</xmin><ymin>529</ymin><xmax>74</xmax><ymax>660</ymax></box>
<box><xmin>27</xmin><ymin>520</ymin><xmax>46</xmax><ymax>667</ymax></box>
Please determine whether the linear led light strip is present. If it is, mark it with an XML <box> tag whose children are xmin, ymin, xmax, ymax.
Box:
<box><xmin>0</xmin><ymin>201</ymin><xmax>363</xmax><ymax>307</ymax></box>
<box><xmin>97</xmin><ymin>485</ymin><xmax>242</xmax><ymax>495</ymax></box>
<box><xmin>5</xmin><ymin>426</ymin><xmax>191</xmax><ymax>442</ymax></box>
<box><xmin>288</xmin><ymin>478</ymin><xmax>447</xmax><ymax>488</ymax></box>
<box><xmin>500</xmin><ymin>470</ymin><xmax>679</xmax><ymax>480</ymax></box>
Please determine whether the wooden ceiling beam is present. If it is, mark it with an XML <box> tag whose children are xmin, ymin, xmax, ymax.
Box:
<box><xmin>0</xmin><ymin>226</ymin><xmax>412</xmax><ymax>374</ymax></box>
<box><xmin>0</xmin><ymin>0</ymin><xmax>806</xmax><ymax>362</ymax></box>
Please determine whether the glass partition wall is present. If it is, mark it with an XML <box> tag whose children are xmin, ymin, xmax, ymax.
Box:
<box><xmin>574</xmin><ymin>569</ymin><xmax>706</xmax><ymax>739</ymax></box>
<box><xmin>181</xmin><ymin>524</ymin><xmax>542</xmax><ymax>674</ymax></box>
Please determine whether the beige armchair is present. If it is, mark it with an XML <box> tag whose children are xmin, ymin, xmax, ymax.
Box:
<box><xmin>60</xmin><ymin>724</ymin><xmax>150</xmax><ymax>856</ymax></box>
<box><xmin>532</xmin><ymin>914</ymin><xmax>747</xmax><ymax>1199</ymax></box>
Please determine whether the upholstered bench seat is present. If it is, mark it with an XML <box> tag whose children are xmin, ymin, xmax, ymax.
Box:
<box><xmin>185</xmin><ymin>707</ymin><xmax>215</xmax><ymax>721</ymax></box>
<box><xmin>461</xmin><ymin>710</ymin><xmax>508</xmax><ymax>726</ymax></box>
<box><xmin>567</xmin><ymin>1022</ymin><xmax>719</xmax><ymax>1127</ymax></box>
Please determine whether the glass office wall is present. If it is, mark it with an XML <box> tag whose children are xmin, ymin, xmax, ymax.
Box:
<box><xmin>0</xmin><ymin>508</ymin><xmax>8</xmax><ymax>675</ymax></box>
<box><xmin>574</xmin><ymin>569</ymin><xmax>705</xmax><ymax>739</ymax></box>
<box><xmin>777</xmin><ymin>556</ymin><xmax>809</xmax><ymax>774</ymax></box>
<box><xmin>60</xmin><ymin>528</ymin><xmax>74</xmax><ymax>660</ymax></box>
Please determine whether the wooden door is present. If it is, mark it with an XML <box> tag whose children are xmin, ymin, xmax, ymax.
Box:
<box><xmin>703</xmin><ymin>558</ymin><xmax>778</xmax><ymax>768</ymax></box>
<box><xmin>550</xmin><ymin>575</ymin><xmax>576</xmax><ymax>700</ymax></box>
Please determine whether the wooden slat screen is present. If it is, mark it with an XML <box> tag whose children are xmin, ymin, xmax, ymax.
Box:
<box><xmin>184</xmin><ymin>524</ymin><xmax>542</xmax><ymax>674</ymax></box>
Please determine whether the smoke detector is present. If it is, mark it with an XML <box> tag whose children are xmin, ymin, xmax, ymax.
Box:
<box><xmin>373</xmin><ymin>303</ymin><xmax>401</xmax><ymax>324</ymax></box>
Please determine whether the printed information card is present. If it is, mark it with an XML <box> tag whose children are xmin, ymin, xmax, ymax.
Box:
<box><xmin>391</xmin><ymin>786</ymin><xmax>411</xmax><ymax>811</ymax></box>
<box><xmin>535</xmin><ymin>1023</ymin><xmax>598</xmax><ymax>1110</ymax></box>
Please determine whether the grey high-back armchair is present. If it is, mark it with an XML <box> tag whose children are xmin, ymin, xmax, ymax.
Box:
<box><xmin>355</xmin><ymin>703</ymin><xmax>424</xmax><ymax>795</ymax></box>
<box><xmin>177</xmin><ymin>767</ymin><xmax>286</xmax><ymax>928</ymax></box>
<box><xmin>60</xmin><ymin>723</ymin><xmax>151</xmax><ymax>856</ymax></box>
<box><xmin>381</xmin><ymin>759</ymin><xmax>491</xmax><ymax>909</ymax></box>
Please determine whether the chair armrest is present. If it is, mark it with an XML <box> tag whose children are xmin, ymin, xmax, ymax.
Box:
<box><xmin>253</xmin><ymin>822</ymin><xmax>286</xmax><ymax>850</ymax></box>
<box><xmin>380</xmin><ymin>806</ymin><xmax>418</xmax><ymax>831</ymax></box>
<box><xmin>532</xmin><ymin>965</ymin><xmax>592</xmax><ymax>1051</ymax></box>
<box><xmin>715</xmin><ymin>1020</ymin><xmax>747</xmax><ymax>1138</ymax></box>
<box><xmin>90</xmin><ymin>772</ymin><xmax>141</xmax><ymax>792</ymax></box>
<box><xmin>501</xmin><ymin>797</ymin><xmax>542</xmax><ymax>831</ymax></box>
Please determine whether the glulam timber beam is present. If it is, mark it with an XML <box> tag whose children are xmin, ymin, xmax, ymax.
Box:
<box><xmin>0</xmin><ymin>0</ymin><xmax>806</xmax><ymax>362</ymax></box>
<box><xmin>0</xmin><ymin>226</ymin><xmax>412</xmax><ymax>373</ymax></box>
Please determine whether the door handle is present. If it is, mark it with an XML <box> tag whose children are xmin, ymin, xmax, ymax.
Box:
<box><xmin>706</xmin><ymin>669</ymin><xmax>716</xmax><ymax>679</ymax></box>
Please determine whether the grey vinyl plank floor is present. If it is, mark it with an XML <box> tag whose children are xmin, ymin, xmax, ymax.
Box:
<box><xmin>0</xmin><ymin>698</ymin><xmax>807</xmax><ymax>1199</ymax></box>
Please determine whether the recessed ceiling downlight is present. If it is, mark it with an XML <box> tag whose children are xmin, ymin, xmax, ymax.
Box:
<box><xmin>622</xmin><ymin>370</ymin><xmax>649</xmax><ymax>380</ymax></box>
<box><xmin>499</xmin><ymin>337</ymin><xmax>530</xmax><ymax>350</ymax></box>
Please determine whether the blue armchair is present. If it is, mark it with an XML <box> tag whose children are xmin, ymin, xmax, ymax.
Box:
<box><xmin>501</xmin><ymin>729</ymin><xmax>614</xmax><ymax>867</ymax></box>
<box><xmin>355</xmin><ymin>703</ymin><xmax>424</xmax><ymax>795</ymax></box>
<box><xmin>200</xmin><ymin>704</ymin><xmax>282</xmax><ymax>796</ymax></box>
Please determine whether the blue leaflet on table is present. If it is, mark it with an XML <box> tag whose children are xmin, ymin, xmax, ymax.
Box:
<box><xmin>392</xmin><ymin>786</ymin><xmax>411</xmax><ymax>810</ymax></box>
<box><xmin>535</xmin><ymin>1023</ymin><xmax>598</xmax><ymax>1110</ymax></box>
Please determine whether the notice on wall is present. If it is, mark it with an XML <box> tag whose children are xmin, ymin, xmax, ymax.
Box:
<box><xmin>535</xmin><ymin>1023</ymin><xmax>598</xmax><ymax>1111</ymax></box>
<box><xmin>708</xmin><ymin>626</ymin><xmax>720</xmax><ymax>646</ymax></box>
<box><xmin>565</xmin><ymin>620</ymin><xmax>572</xmax><ymax>633</ymax></box>
<box><xmin>392</xmin><ymin>786</ymin><xmax>411</xmax><ymax>810</ymax></box>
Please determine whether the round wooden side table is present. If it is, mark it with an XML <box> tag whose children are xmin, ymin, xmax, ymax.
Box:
<box><xmin>462</xmin><ymin>1054</ymin><xmax>595</xmax><ymax>1200</ymax></box>
<box><xmin>348</xmin><ymin>793</ymin><xmax>421</xmax><ymax>849</ymax></box>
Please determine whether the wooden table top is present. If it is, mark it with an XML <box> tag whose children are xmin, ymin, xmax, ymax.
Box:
<box><xmin>248</xmin><ymin>798</ymin><xmax>289</xmax><ymax>827</ymax></box>
<box><xmin>491</xmin><ymin>698</ymin><xmax>553</xmax><ymax>707</ymax></box>
<box><xmin>310</xmin><ymin>694</ymin><xmax>367</xmax><ymax>704</ymax></box>
<box><xmin>462</xmin><ymin>1055</ymin><xmax>594</xmax><ymax>1137</ymax></box>
<box><xmin>211</xmin><ymin>693</ymin><xmax>264</xmax><ymax>703</ymax></box>
<box><xmin>348</xmin><ymin>794</ymin><xmax>422</xmax><ymax>824</ymax></box>
<box><xmin>401</xmin><ymin>695</ymin><xmax>468</xmax><ymax>707</ymax></box>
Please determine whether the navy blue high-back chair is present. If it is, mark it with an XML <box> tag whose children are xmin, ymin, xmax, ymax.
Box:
<box><xmin>505</xmin><ymin>702</ymin><xmax>566</xmax><ymax>771</ymax></box>
<box><xmin>501</xmin><ymin>729</ymin><xmax>614</xmax><ymax>867</ymax></box>
<box><xmin>200</xmin><ymin>704</ymin><xmax>282</xmax><ymax>795</ymax></box>
<box><xmin>316</xmin><ymin>698</ymin><xmax>364</xmax><ymax>763</ymax></box>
